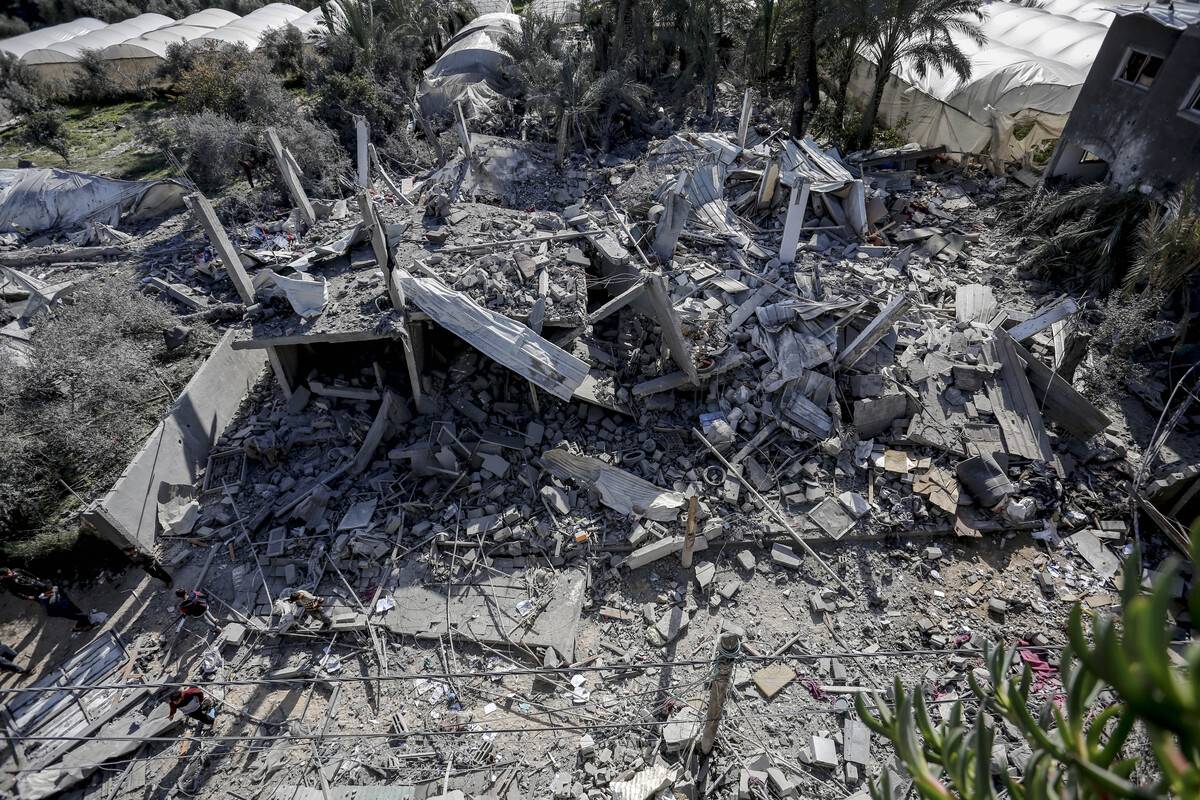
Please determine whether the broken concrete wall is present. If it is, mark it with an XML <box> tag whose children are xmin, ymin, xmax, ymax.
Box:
<box><xmin>83</xmin><ymin>330</ymin><xmax>267</xmax><ymax>550</ymax></box>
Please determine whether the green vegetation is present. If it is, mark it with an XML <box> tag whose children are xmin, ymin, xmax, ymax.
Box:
<box><xmin>858</xmin><ymin>532</ymin><xmax>1200</xmax><ymax>799</ymax></box>
<box><xmin>0</xmin><ymin>278</ymin><xmax>202</xmax><ymax>559</ymax></box>
<box><xmin>0</xmin><ymin>98</ymin><xmax>171</xmax><ymax>179</ymax></box>
<box><xmin>1018</xmin><ymin>182</ymin><xmax>1200</xmax><ymax>295</ymax></box>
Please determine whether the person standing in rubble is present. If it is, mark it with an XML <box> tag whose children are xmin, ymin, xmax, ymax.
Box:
<box><xmin>37</xmin><ymin>586</ymin><xmax>98</xmax><ymax>632</ymax></box>
<box><xmin>176</xmin><ymin>588</ymin><xmax>219</xmax><ymax>629</ymax></box>
<box><xmin>123</xmin><ymin>547</ymin><xmax>173</xmax><ymax>586</ymax></box>
<box><xmin>286</xmin><ymin>588</ymin><xmax>332</xmax><ymax>628</ymax></box>
<box><xmin>0</xmin><ymin>567</ymin><xmax>51</xmax><ymax>601</ymax></box>
<box><xmin>166</xmin><ymin>686</ymin><xmax>217</xmax><ymax>726</ymax></box>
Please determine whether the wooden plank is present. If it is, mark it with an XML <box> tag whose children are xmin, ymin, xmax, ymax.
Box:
<box><xmin>1012</xmin><ymin>339</ymin><xmax>1110</xmax><ymax>440</ymax></box>
<box><xmin>639</xmin><ymin>274</ymin><xmax>698</xmax><ymax>384</ymax></box>
<box><xmin>186</xmin><ymin>193</ymin><xmax>254</xmax><ymax>304</ymax></box>
<box><xmin>1008</xmin><ymin>297</ymin><xmax>1078</xmax><ymax>343</ymax></box>
<box><xmin>354</xmin><ymin>114</ymin><xmax>370</xmax><ymax>189</ymax></box>
<box><xmin>837</xmin><ymin>293</ymin><xmax>910</xmax><ymax>368</ymax></box>
<box><xmin>265</xmin><ymin>127</ymin><xmax>316</xmax><ymax>226</ymax></box>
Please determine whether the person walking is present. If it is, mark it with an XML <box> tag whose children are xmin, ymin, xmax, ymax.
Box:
<box><xmin>287</xmin><ymin>588</ymin><xmax>332</xmax><ymax>628</ymax></box>
<box><xmin>166</xmin><ymin>687</ymin><xmax>217</xmax><ymax>725</ymax></box>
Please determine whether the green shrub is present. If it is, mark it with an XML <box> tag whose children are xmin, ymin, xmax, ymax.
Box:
<box><xmin>154</xmin><ymin>42</ymin><xmax>349</xmax><ymax>195</ymax></box>
<box><xmin>21</xmin><ymin>108</ymin><xmax>71</xmax><ymax>163</ymax></box>
<box><xmin>0</xmin><ymin>278</ymin><xmax>180</xmax><ymax>558</ymax></box>
<box><xmin>161</xmin><ymin>110</ymin><xmax>252</xmax><ymax>190</ymax></box>
<box><xmin>71</xmin><ymin>48</ymin><xmax>122</xmax><ymax>103</ymax></box>
<box><xmin>258</xmin><ymin>24</ymin><xmax>308</xmax><ymax>76</ymax></box>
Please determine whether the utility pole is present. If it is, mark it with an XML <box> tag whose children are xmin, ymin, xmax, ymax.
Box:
<box><xmin>700</xmin><ymin>630</ymin><xmax>741</xmax><ymax>753</ymax></box>
<box><xmin>681</xmin><ymin>495</ymin><xmax>698</xmax><ymax>569</ymax></box>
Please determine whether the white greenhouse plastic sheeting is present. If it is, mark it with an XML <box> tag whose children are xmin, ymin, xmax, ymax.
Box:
<box><xmin>417</xmin><ymin>11</ymin><xmax>522</xmax><ymax>118</ymax></box>
<box><xmin>100</xmin><ymin>9</ymin><xmax>240</xmax><ymax>61</ymax></box>
<box><xmin>0</xmin><ymin>17</ymin><xmax>106</xmax><ymax>58</ymax></box>
<box><xmin>22</xmin><ymin>13</ymin><xmax>174</xmax><ymax>65</ymax></box>
<box><xmin>0</xmin><ymin>3</ymin><xmax>326</xmax><ymax>77</ymax></box>
<box><xmin>848</xmin><ymin>0</ymin><xmax>1124</xmax><ymax>161</ymax></box>
<box><xmin>0</xmin><ymin>168</ymin><xmax>188</xmax><ymax>235</ymax></box>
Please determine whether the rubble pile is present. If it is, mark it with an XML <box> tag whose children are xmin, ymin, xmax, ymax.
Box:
<box><xmin>2</xmin><ymin>112</ymin><xmax>1195</xmax><ymax>800</ymax></box>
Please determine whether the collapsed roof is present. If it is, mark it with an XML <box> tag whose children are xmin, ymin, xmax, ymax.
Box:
<box><xmin>0</xmin><ymin>168</ymin><xmax>188</xmax><ymax>235</ymax></box>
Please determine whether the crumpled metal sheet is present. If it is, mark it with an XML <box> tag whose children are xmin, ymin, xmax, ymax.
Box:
<box><xmin>542</xmin><ymin>448</ymin><xmax>686</xmax><ymax>521</ymax></box>
<box><xmin>610</xmin><ymin>763</ymin><xmax>679</xmax><ymax>800</ymax></box>
<box><xmin>397</xmin><ymin>269</ymin><xmax>589</xmax><ymax>401</ymax></box>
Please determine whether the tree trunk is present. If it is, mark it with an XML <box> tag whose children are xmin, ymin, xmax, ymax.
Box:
<box><xmin>555</xmin><ymin>112</ymin><xmax>570</xmax><ymax>165</ymax></box>
<box><xmin>789</xmin><ymin>0</ymin><xmax>818</xmax><ymax>138</ymax></box>
<box><xmin>856</xmin><ymin>56</ymin><xmax>891</xmax><ymax>150</ymax></box>
<box><xmin>759</xmin><ymin>0</ymin><xmax>775</xmax><ymax>84</ymax></box>
<box><xmin>833</xmin><ymin>36</ymin><xmax>858</xmax><ymax>135</ymax></box>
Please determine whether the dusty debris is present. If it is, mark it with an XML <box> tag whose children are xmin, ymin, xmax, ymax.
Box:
<box><xmin>1</xmin><ymin>82</ymin><xmax>1186</xmax><ymax>800</ymax></box>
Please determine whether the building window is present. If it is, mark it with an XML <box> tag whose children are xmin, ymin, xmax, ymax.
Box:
<box><xmin>1183</xmin><ymin>79</ymin><xmax>1200</xmax><ymax>120</ymax></box>
<box><xmin>1117</xmin><ymin>48</ymin><xmax>1164</xmax><ymax>88</ymax></box>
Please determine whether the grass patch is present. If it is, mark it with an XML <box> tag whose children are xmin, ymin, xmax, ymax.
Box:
<box><xmin>0</xmin><ymin>98</ymin><xmax>171</xmax><ymax>179</ymax></box>
<box><xmin>0</xmin><ymin>277</ymin><xmax>199</xmax><ymax>559</ymax></box>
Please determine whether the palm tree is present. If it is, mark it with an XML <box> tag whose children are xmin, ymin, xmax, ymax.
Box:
<box><xmin>821</xmin><ymin>0</ymin><xmax>879</xmax><ymax>140</ymax></box>
<box><xmin>853</xmin><ymin>0</ymin><xmax>984</xmax><ymax>149</ymax></box>
<box><xmin>789</xmin><ymin>0</ymin><xmax>818</xmax><ymax>137</ymax></box>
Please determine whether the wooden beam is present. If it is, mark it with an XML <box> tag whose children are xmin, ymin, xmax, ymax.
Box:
<box><xmin>642</xmin><ymin>273</ymin><xmax>698</xmax><ymax>384</ymax></box>
<box><xmin>588</xmin><ymin>280</ymin><xmax>646</xmax><ymax>325</ymax></box>
<box><xmin>265</xmin><ymin>127</ymin><xmax>316</xmax><ymax>226</ymax></box>
<box><xmin>185</xmin><ymin>193</ymin><xmax>254</xmax><ymax>304</ymax></box>
<box><xmin>354</xmin><ymin>114</ymin><xmax>371</xmax><ymax>189</ymax></box>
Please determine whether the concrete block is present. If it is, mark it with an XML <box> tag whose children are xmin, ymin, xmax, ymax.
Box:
<box><xmin>771</xmin><ymin>543</ymin><xmax>801</xmax><ymax>570</ymax></box>
<box><xmin>852</xmin><ymin>393</ymin><xmax>907</xmax><ymax>437</ymax></box>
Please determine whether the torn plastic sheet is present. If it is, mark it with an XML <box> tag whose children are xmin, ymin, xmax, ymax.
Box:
<box><xmin>0</xmin><ymin>168</ymin><xmax>187</xmax><ymax>234</ymax></box>
<box><xmin>542</xmin><ymin>448</ymin><xmax>686</xmax><ymax>522</ymax></box>
<box><xmin>416</xmin><ymin>12</ymin><xmax>521</xmax><ymax>118</ymax></box>
<box><xmin>253</xmin><ymin>270</ymin><xmax>328</xmax><ymax>318</ymax></box>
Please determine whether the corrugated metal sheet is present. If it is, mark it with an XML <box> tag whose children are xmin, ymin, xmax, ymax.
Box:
<box><xmin>4</xmin><ymin>633</ymin><xmax>131</xmax><ymax>767</ymax></box>
<box><xmin>983</xmin><ymin>331</ymin><xmax>1056</xmax><ymax>463</ymax></box>
<box><xmin>610</xmin><ymin>763</ymin><xmax>678</xmax><ymax>800</ymax></box>
<box><xmin>398</xmin><ymin>270</ymin><xmax>589</xmax><ymax>401</ymax></box>
<box><xmin>542</xmin><ymin>449</ymin><xmax>686</xmax><ymax>521</ymax></box>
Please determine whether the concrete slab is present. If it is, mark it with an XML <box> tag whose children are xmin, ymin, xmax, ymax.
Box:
<box><xmin>83</xmin><ymin>331</ymin><xmax>266</xmax><ymax>550</ymax></box>
<box><xmin>383</xmin><ymin>558</ymin><xmax>585</xmax><ymax>659</ymax></box>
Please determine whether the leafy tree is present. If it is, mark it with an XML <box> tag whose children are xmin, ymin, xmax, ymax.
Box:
<box><xmin>71</xmin><ymin>48</ymin><xmax>121</xmax><ymax>102</ymax></box>
<box><xmin>857</xmin><ymin>533</ymin><xmax>1200</xmax><ymax>799</ymax></box>
<box><xmin>853</xmin><ymin>0</ymin><xmax>984</xmax><ymax>149</ymax></box>
<box><xmin>21</xmin><ymin>108</ymin><xmax>71</xmax><ymax>164</ymax></box>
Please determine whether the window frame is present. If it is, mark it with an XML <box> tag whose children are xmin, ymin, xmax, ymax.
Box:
<box><xmin>1114</xmin><ymin>46</ymin><xmax>1166</xmax><ymax>90</ymax></box>
<box><xmin>1181</xmin><ymin>75</ymin><xmax>1200</xmax><ymax>123</ymax></box>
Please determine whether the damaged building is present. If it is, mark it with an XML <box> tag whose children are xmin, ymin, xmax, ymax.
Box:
<box><xmin>0</xmin><ymin>12</ymin><xmax>1197</xmax><ymax>799</ymax></box>
<box><xmin>1045</xmin><ymin>2</ymin><xmax>1200</xmax><ymax>191</ymax></box>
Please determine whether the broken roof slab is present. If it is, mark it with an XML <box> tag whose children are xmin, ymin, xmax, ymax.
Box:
<box><xmin>382</xmin><ymin>558</ymin><xmax>585</xmax><ymax>659</ymax></box>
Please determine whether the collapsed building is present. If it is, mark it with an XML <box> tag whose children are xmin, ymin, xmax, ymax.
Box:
<box><xmin>2</xmin><ymin>87</ymin><xmax>1191</xmax><ymax>798</ymax></box>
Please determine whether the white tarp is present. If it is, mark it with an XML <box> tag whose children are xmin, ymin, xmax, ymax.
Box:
<box><xmin>849</xmin><ymin>0</ymin><xmax>1121</xmax><ymax>160</ymax></box>
<box><xmin>416</xmin><ymin>11</ymin><xmax>521</xmax><ymax>118</ymax></box>
<box><xmin>0</xmin><ymin>168</ymin><xmax>188</xmax><ymax>234</ymax></box>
